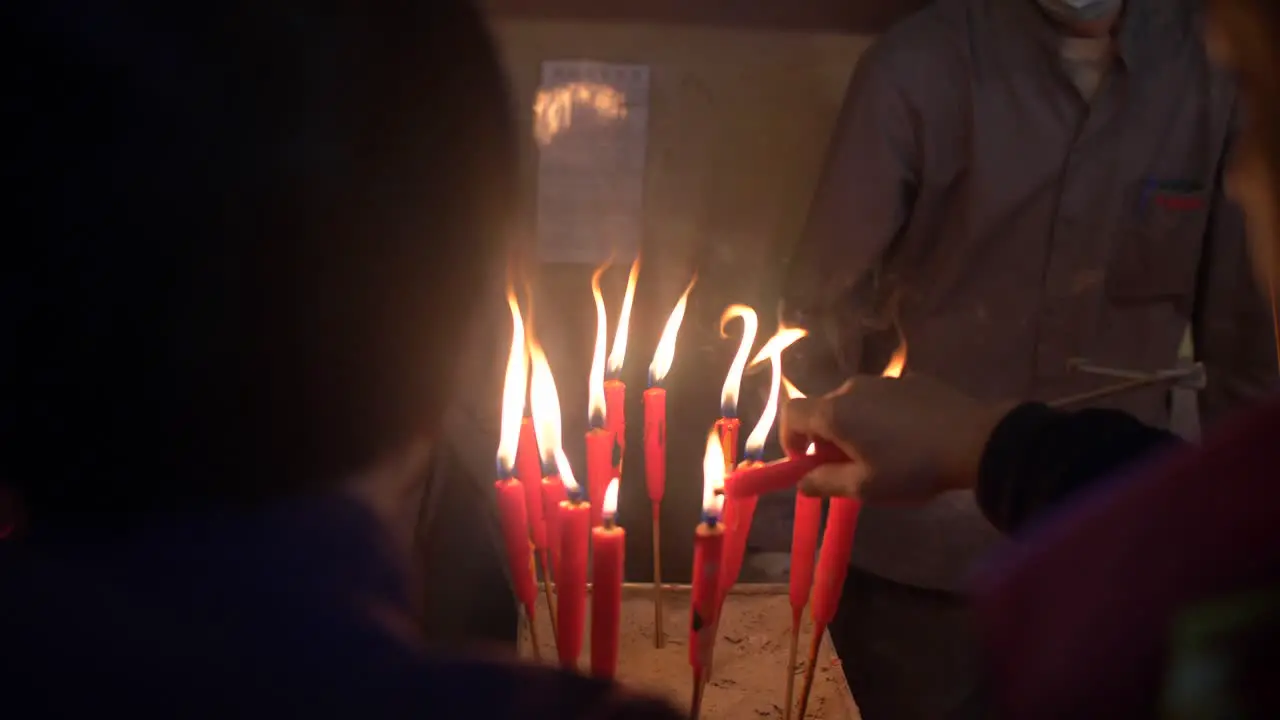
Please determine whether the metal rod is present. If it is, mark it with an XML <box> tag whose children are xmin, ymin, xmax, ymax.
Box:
<box><xmin>1048</xmin><ymin>374</ymin><xmax>1182</xmax><ymax>408</ymax></box>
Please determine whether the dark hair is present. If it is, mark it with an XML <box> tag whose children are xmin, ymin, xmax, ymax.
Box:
<box><xmin>3</xmin><ymin>1</ymin><xmax>516</xmax><ymax>528</ymax></box>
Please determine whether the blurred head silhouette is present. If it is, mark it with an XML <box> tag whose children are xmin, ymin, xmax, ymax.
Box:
<box><xmin>3</xmin><ymin>1</ymin><xmax>516</xmax><ymax>533</ymax></box>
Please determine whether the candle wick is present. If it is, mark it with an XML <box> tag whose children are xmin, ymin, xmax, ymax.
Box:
<box><xmin>603</xmin><ymin>516</ymin><xmax>616</xmax><ymax>530</ymax></box>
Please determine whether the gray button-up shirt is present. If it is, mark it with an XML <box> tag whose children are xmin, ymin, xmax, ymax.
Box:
<box><xmin>784</xmin><ymin>0</ymin><xmax>1278</xmax><ymax>592</ymax></box>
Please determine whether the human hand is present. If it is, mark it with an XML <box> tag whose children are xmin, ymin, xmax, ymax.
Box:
<box><xmin>779</xmin><ymin>374</ymin><xmax>1015</xmax><ymax>503</ymax></box>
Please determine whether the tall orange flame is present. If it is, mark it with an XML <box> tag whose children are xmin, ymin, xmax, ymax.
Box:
<box><xmin>648</xmin><ymin>275</ymin><xmax>697</xmax><ymax>386</ymax></box>
<box><xmin>607</xmin><ymin>257</ymin><xmax>641</xmax><ymax>376</ymax></box>
<box><xmin>718</xmin><ymin>305</ymin><xmax>759</xmax><ymax>418</ymax></box>
<box><xmin>744</xmin><ymin>328</ymin><xmax>807</xmax><ymax>458</ymax></box>
<box><xmin>529</xmin><ymin>339</ymin><xmax>580</xmax><ymax>494</ymax></box>
<box><xmin>701</xmin><ymin>428</ymin><xmax>726</xmax><ymax>518</ymax></box>
<box><xmin>496</xmin><ymin>287</ymin><xmax>528</xmax><ymax>476</ymax></box>
<box><xmin>589</xmin><ymin>263</ymin><xmax>610</xmax><ymax>427</ymax></box>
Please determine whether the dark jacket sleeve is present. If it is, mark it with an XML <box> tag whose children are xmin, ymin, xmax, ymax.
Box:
<box><xmin>975</xmin><ymin>403</ymin><xmax>1183</xmax><ymax>534</ymax></box>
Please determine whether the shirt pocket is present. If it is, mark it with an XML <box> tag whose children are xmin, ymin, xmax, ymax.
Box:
<box><xmin>1106</xmin><ymin>181</ymin><xmax>1211</xmax><ymax>306</ymax></box>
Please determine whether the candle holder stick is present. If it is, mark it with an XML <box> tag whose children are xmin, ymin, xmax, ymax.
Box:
<box><xmin>784</xmin><ymin>617</ymin><xmax>801</xmax><ymax>720</ymax></box>
<box><xmin>536</xmin><ymin>550</ymin><xmax>559</xmax><ymax>652</ymax></box>
<box><xmin>651</xmin><ymin>504</ymin><xmax>665</xmax><ymax>648</ymax></box>
<box><xmin>794</xmin><ymin>629</ymin><xmax>823</xmax><ymax>720</ymax></box>
<box><xmin>524</xmin><ymin>606</ymin><xmax>543</xmax><ymax>662</ymax></box>
<box><xmin>689</xmin><ymin>671</ymin><xmax>706</xmax><ymax>720</ymax></box>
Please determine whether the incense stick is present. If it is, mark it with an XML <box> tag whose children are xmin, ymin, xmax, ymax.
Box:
<box><xmin>795</xmin><ymin>627</ymin><xmax>823</xmax><ymax>720</ymax></box>
<box><xmin>652</xmin><ymin>503</ymin><xmax>665</xmax><ymax>648</ymax></box>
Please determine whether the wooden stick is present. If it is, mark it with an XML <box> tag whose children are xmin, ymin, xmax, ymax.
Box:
<box><xmin>794</xmin><ymin>626</ymin><xmax>823</xmax><ymax>720</ymax></box>
<box><xmin>536</xmin><ymin>549</ymin><xmax>559</xmax><ymax>652</ymax></box>
<box><xmin>652</xmin><ymin>503</ymin><xmax>665</xmax><ymax>649</ymax></box>
<box><xmin>784</xmin><ymin>616</ymin><xmax>801</xmax><ymax>720</ymax></box>
<box><xmin>689</xmin><ymin>670</ymin><xmax>706</xmax><ymax>720</ymax></box>
<box><xmin>525</xmin><ymin>606</ymin><xmax>543</xmax><ymax>662</ymax></box>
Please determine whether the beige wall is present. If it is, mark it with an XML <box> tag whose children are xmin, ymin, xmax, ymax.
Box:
<box><xmin>490</xmin><ymin>20</ymin><xmax>872</xmax><ymax>301</ymax></box>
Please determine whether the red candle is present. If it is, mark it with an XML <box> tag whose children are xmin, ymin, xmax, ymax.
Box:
<box><xmin>690</xmin><ymin>430</ymin><xmax>727</xmax><ymax>673</ymax></box>
<box><xmin>604</xmin><ymin>379</ymin><xmax>626</xmax><ymax>474</ymax></box>
<box><xmin>810</xmin><ymin>496</ymin><xmax>862</xmax><ymax>627</ymax></box>
<box><xmin>717</xmin><ymin>460</ymin><xmax>760</xmax><ymax>604</ymax></box>
<box><xmin>715</xmin><ymin>417</ymin><xmax>740</xmax><ymax>470</ymax></box>
<box><xmin>541</xmin><ymin>475</ymin><xmax>566</xmax><ymax>581</ymax></box>
<box><xmin>643</xmin><ymin>387</ymin><xmax>666</xmax><ymax>504</ymax></box>
<box><xmin>558</xmin><ymin>492</ymin><xmax>591</xmax><ymax>670</ymax></box>
<box><xmin>516</xmin><ymin>418</ymin><xmax>546</xmax><ymax>549</ymax></box>
<box><xmin>691</xmin><ymin>521</ymin><xmax>725</xmax><ymax>672</ymax></box>
<box><xmin>723</xmin><ymin>440</ymin><xmax>848</xmax><ymax>499</ymax></box>
<box><xmin>590</xmin><ymin>478</ymin><xmax>625</xmax><ymax>679</ymax></box>
<box><xmin>495</xmin><ymin>478</ymin><xmax>538</xmax><ymax>617</ymax></box>
<box><xmin>789</xmin><ymin>492</ymin><xmax>822</xmax><ymax>627</ymax></box>
<box><xmin>585</xmin><ymin>427</ymin><xmax>615</xmax><ymax>528</ymax></box>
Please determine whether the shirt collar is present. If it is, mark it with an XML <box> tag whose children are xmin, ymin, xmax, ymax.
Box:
<box><xmin>1001</xmin><ymin>0</ymin><xmax>1192</xmax><ymax>74</ymax></box>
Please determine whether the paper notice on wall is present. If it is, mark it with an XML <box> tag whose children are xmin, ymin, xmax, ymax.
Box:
<box><xmin>535</xmin><ymin>60</ymin><xmax>649</xmax><ymax>265</ymax></box>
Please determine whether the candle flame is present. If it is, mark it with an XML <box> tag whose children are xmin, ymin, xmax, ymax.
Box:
<box><xmin>743</xmin><ymin>328</ymin><xmax>806</xmax><ymax>458</ymax></box>
<box><xmin>589</xmin><ymin>263</ymin><xmax>610</xmax><ymax>428</ymax></box>
<box><xmin>528</xmin><ymin>339</ymin><xmax>580</xmax><ymax>494</ymax></box>
<box><xmin>718</xmin><ymin>305</ymin><xmax>758</xmax><ymax>418</ymax></box>
<box><xmin>882</xmin><ymin>339</ymin><xmax>908</xmax><ymax>378</ymax></box>
<box><xmin>496</xmin><ymin>287</ymin><xmax>528</xmax><ymax>477</ymax></box>
<box><xmin>782</xmin><ymin>377</ymin><xmax>806</xmax><ymax>400</ymax></box>
<box><xmin>702</xmin><ymin>428</ymin><xmax>727</xmax><ymax>518</ymax></box>
<box><xmin>648</xmin><ymin>275</ymin><xmax>697</xmax><ymax>386</ymax></box>
<box><xmin>602</xmin><ymin>477</ymin><xmax>620</xmax><ymax>519</ymax></box>
<box><xmin>748</xmin><ymin>328</ymin><xmax>808</xmax><ymax>367</ymax></box>
<box><xmin>607</xmin><ymin>257</ymin><xmax>641</xmax><ymax>376</ymax></box>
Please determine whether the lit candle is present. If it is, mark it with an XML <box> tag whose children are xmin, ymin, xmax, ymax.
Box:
<box><xmin>808</xmin><ymin>342</ymin><xmax>905</xmax><ymax>628</ymax></box>
<box><xmin>795</xmin><ymin>342</ymin><xmax>906</xmax><ymax>720</ymax></box>
<box><xmin>718</xmin><ymin>327</ymin><xmax>805</xmax><ymax>601</ymax></box>
<box><xmin>690</xmin><ymin>430</ymin><xmax>727</xmax><ymax>674</ymax></box>
<box><xmin>586</xmin><ymin>264</ymin><xmax>617</xmax><ymax>528</ymax></box>
<box><xmin>517</xmin><ymin>418</ymin><xmax>547</xmax><ymax>550</ymax></box>
<box><xmin>590</xmin><ymin>477</ymin><xmax>625</xmax><ymax>679</ymax></box>
<box><xmin>494</xmin><ymin>287</ymin><xmax>540</xmax><ymax>658</ymax></box>
<box><xmin>644</xmin><ymin>275</ymin><xmax>696</xmax><ymax>649</ymax></box>
<box><xmin>529</xmin><ymin>338</ymin><xmax>587</xmax><ymax>668</ymax></box>
<box><xmin>715</xmin><ymin>305</ymin><xmax>757</xmax><ymax>469</ymax></box>
<box><xmin>604</xmin><ymin>257</ymin><xmax>640</xmax><ymax>477</ymax></box>
<box><xmin>782</xmin><ymin>379</ymin><xmax>822</xmax><ymax>633</ymax></box>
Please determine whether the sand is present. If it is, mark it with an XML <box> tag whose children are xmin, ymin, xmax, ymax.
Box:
<box><xmin>520</xmin><ymin>584</ymin><xmax>860</xmax><ymax>719</ymax></box>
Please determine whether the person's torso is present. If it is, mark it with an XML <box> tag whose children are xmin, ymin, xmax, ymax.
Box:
<box><xmin>842</xmin><ymin>0</ymin><xmax>1236</xmax><ymax>591</ymax></box>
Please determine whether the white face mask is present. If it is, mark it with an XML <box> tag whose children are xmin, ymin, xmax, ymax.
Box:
<box><xmin>1035</xmin><ymin>0</ymin><xmax>1122</xmax><ymax>24</ymax></box>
